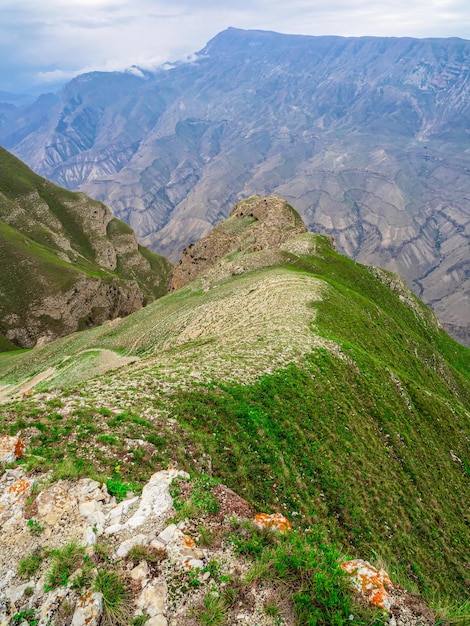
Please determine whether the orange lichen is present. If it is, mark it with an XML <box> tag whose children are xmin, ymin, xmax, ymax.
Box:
<box><xmin>14</xmin><ymin>437</ymin><xmax>25</xmax><ymax>459</ymax></box>
<box><xmin>8</xmin><ymin>478</ymin><xmax>32</xmax><ymax>498</ymax></box>
<box><xmin>254</xmin><ymin>512</ymin><xmax>292</xmax><ymax>532</ymax></box>
<box><xmin>0</xmin><ymin>435</ymin><xmax>26</xmax><ymax>462</ymax></box>
<box><xmin>341</xmin><ymin>559</ymin><xmax>392</xmax><ymax>611</ymax></box>
<box><xmin>183</xmin><ymin>535</ymin><xmax>195</xmax><ymax>548</ymax></box>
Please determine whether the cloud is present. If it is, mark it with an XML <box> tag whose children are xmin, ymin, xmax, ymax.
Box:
<box><xmin>0</xmin><ymin>0</ymin><xmax>468</xmax><ymax>93</ymax></box>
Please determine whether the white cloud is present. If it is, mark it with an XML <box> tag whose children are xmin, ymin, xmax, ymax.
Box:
<box><xmin>0</xmin><ymin>0</ymin><xmax>468</xmax><ymax>93</ymax></box>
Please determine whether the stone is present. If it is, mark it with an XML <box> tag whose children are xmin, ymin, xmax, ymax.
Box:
<box><xmin>157</xmin><ymin>524</ymin><xmax>177</xmax><ymax>544</ymax></box>
<box><xmin>341</xmin><ymin>559</ymin><xmax>392</xmax><ymax>611</ymax></box>
<box><xmin>123</xmin><ymin>469</ymin><xmax>189</xmax><ymax>530</ymax></box>
<box><xmin>79</xmin><ymin>500</ymin><xmax>99</xmax><ymax>517</ymax></box>
<box><xmin>136</xmin><ymin>581</ymin><xmax>167</xmax><ymax>617</ymax></box>
<box><xmin>71</xmin><ymin>591</ymin><xmax>103</xmax><ymax>626</ymax></box>
<box><xmin>36</xmin><ymin>481</ymin><xmax>78</xmax><ymax>525</ymax></box>
<box><xmin>116</xmin><ymin>534</ymin><xmax>147</xmax><ymax>557</ymax></box>
<box><xmin>131</xmin><ymin>561</ymin><xmax>150</xmax><ymax>583</ymax></box>
<box><xmin>147</xmin><ymin>616</ymin><xmax>168</xmax><ymax>626</ymax></box>
<box><xmin>0</xmin><ymin>436</ymin><xmax>25</xmax><ymax>464</ymax></box>
<box><xmin>183</xmin><ymin>535</ymin><xmax>195</xmax><ymax>548</ymax></box>
<box><xmin>37</xmin><ymin>586</ymin><xmax>70</xmax><ymax>626</ymax></box>
<box><xmin>254</xmin><ymin>512</ymin><xmax>292</xmax><ymax>532</ymax></box>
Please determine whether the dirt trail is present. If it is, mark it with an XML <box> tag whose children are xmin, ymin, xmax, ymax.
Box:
<box><xmin>0</xmin><ymin>367</ymin><xmax>55</xmax><ymax>403</ymax></box>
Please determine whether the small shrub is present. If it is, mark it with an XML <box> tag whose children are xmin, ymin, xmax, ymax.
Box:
<box><xmin>230</xmin><ymin>520</ymin><xmax>279</xmax><ymax>558</ymax></box>
<box><xmin>263</xmin><ymin>598</ymin><xmax>281</xmax><ymax>618</ymax></box>
<box><xmin>12</xmin><ymin>609</ymin><xmax>38</xmax><ymax>626</ymax></box>
<box><xmin>18</xmin><ymin>550</ymin><xmax>44</xmax><ymax>578</ymax></box>
<box><xmin>92</xmin><ymin>539</ymin><xmax>113</xmax><ymax>564</ymax></box>
<box><xmin>71</xmin><ymin>556</ymin><xmax>94</xmax><ymax>593</ymax></box>
<box><xmin>27</xmin><ymin>518</ymin><xmax>44</xmax><ymax>535</ymax></box>
<box><xmin>106</xmin><ymin>478</ymin><xmax>141</xmax><ymax>502</ymax></box>
<box><xmin>45</xmin><ymin>541</ymin><xmax>84</xmax><ymax>590</ymax></box>
<box><xmin>198</xmin><ymin>524</ymin><xmax>217</xmax><ymax>547</ymax></box>
<box><xmin>193</xmin><ymin>592</ymin><xmax>227</xmax><ymax>626</ymax></box>
<box><xmin>171</xmin><ymin>473</ymin><xmax>220</xmax><ymax>520</ymax></box>
<box><xmin>93</xmin><ymin>568</ymin><xmax>131</xmax><ymax>626</ymax></box>
<box><xmin>127</xmin><ymin>544</ymin><xmax>167</xmax><ymax>564</ymax></box>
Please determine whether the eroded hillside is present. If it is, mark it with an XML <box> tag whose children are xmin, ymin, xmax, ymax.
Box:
<box><xmin>0</xmin><ymin>147</ymin><xmax>172</xmax><ymax>348</ymax></box>
<box><xmin>1</xmin><ymin>29</ymin><xmax>469</xmax><ymax>344</ymax></box>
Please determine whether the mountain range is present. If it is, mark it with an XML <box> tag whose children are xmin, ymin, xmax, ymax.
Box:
<box><xmin>0</xmin><ymin>28</ymin><xmax>469</xmax><ymax>346</ymax></box>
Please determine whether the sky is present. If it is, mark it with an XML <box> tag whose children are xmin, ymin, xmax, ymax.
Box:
<box><xmin>1</xmin><ymin>0</ymin><xmax>469</xmax><ymax>95</ymax></box>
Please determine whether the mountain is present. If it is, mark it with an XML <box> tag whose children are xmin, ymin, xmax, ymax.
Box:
<box><xmin>0</xmin><ymin>197</ymin><xmax>469</xmax><ymax>624</ymax></box>
<box><xmin>1</xmin><ymin>29</ymin><xmax>469</xmax><ymax>346</ymax></box>
<box><xmin>0</xmin><ymin>146</ymin><xmax>172</xmax><ymax>349</ymax></box>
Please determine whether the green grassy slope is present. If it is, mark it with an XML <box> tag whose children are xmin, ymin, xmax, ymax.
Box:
<box><xmin>0</xmin><ymin>146</ymin><xmax>172</xmax><ymax>348</ymax></box>
<box><xmin>0</xmin><ymin>233</ymin><xmax>468</xmax><ymax>611</ymax></box>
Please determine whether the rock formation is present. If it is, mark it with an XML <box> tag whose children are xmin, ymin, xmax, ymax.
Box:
<box><xmin>0</xmin><ymin>147</ymin><xmax>172</xmax><ymax>348</ymax></box>
<box><xmin>168</xmin><ymin>196</ymin><xmax>308</xmax><ymax>291</ymax></box>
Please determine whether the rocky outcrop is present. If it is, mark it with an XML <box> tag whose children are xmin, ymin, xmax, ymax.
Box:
<box><xmin>0</xmin><ymin>461</ymin><xmax>437</xmax><ymax>626</ymax></box>
<box><xmin>0</xmin><ymin>435</ymin><xmax>25</xmax><ymax>465</ymax></box>
<box><xmin>0</xmin><ymin>147</ymin><xmax>172</xmax><ymax>349</ymax></box>
<box><xmin>5</xmin><ymin>276</ymin><xmax>144</xmax><ymax>349</ymax></box>
<box><xmin>168</xmin><ymin>196</ymin><xmax>307</xmax><ymax>291</ymax></box>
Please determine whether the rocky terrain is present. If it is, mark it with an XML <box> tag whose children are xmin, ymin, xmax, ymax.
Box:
<box><xmin>1</xmin><ymin>29</ymin><xmax>469</xmax><ymax>344</ymax></box>
<box><xmin>0</xmin><ymin>197</ymin><xmax>469</xmax><ymax>624</ymax></box>
<box><xmin>0</xmin><ymin>147</ymin><xmax>172</xmax><ymax>349</ymax></box>
<box><xmin>0</xmin><ymin>437</ymin><xmax>436</xmax><ymax>626</ymax></box>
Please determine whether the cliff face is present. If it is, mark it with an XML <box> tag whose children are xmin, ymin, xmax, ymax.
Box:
<box><xmin>168</xmin><ymin>195</ymin><xmax>308</xmax><ymax>291</ymax></box>
<box><xmin>0</xmin><ymin>147</ymin><xmax>172</xmax><ymax>348</ymax></box>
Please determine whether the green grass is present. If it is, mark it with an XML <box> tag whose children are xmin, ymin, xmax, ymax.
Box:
<box><xmin>0</xmin><ymin>227</ymin><xmax>468</xmax><ymax>614</ymax></box>
<box><xmin>0</xmin><ymin>146</ymin><xmax>172</xmax><ymax>351</ymax></box>
<box><xmin>93</xmin><ymin>568</ymin><xmax>131</xmax><ymax>626</ymax></box>
<box><xmin>18</xmin><ymin>550</ymin><xmax>44</xmax><ymax>578</ymax></box>
<box><xmin>241</xmin><ymin>526</ymin><xmax>386</xmax><ymax>625</ymax></box>
<box><xmin>45</xmin><ymin>541</ymin><xmax>85</xmax><ymax>590</ymax></box>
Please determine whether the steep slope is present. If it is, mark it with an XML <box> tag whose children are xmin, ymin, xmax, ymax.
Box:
<box><xmin>0</xmin><ymin>198</ymin><xmax>468</xmax><ymax>622</ymax></box>
<box><xmin>1</xmin><ymin>29</ymin><xmax>469</xmax><ymax>344</ymax></box>
<box><xmin>0</xmin><ymin>147</ymin><xmax>172</xmax><ymax>348</ymax></box>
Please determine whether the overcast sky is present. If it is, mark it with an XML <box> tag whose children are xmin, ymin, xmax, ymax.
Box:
<box><xmin>1</xmin><ymin>0</ymin><xmax>469</xmax><ymax>94</ymax></box>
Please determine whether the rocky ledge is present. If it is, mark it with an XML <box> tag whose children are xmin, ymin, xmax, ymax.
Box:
<box><xmin>0</xmin><ymin>436</ymin><xmax>436</xmax><ymax>626</ymax></box>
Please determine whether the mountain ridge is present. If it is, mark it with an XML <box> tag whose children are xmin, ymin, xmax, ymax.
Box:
<box><xmin>0</xmin><ymin>195</ymin><xmax>469</xmax><ymax>623</ymax></box>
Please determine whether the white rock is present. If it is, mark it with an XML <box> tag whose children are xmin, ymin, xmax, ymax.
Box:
<box><xmin>79</xmin><ymin>500</ymin><xmax>99</xmax><ymax>517</ymax></box>
<box><xmin>116</xmin><ymin>534</ymin><xmax>147</xmax><ymax>557</ymax></box>
<box><xmin>157</xmin><ymin>524</ymin><xmax>177</xmax><ymax>544</ymax></box>
<box><xmin>37</xmin><ymin>586</ymin><xmax>69</xmax><ymax>626</ymax></box>
<box><xmin>147</xmin><ymin>616</ymin><xmax>168</xmax><ymax>626</ymax></box>
<box><xmin>123</xmin><ymin>469</ymin><xmax>188</xmax><ymax>530</ymax></box>
<box><xmin>131</xmin><ymin>561</ymin><xmax>150</xmax><ymax>583</ymax></box>
<box><xmin>71</xmin><ymin>591</ymin><xmax>103</xmax><ymax>626</ymax></box>
<box><xmin>5</xmin><ymin>581</ymin><xmax>34</xmax><ymax>603</ymax></box>
<box><xmin>136</xmin><ymin>581</ymin><xmax>167</xmax><ymax>617</ymax></box>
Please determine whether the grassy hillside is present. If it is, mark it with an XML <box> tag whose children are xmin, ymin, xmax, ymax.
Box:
<box><xmin>0</xmin><ymin>146</ymin><xmax>172</xmax><ymax>348</ymax></box>
<box><xmin>0</xmin><ymin>229</ymin><xmax>468</xmax><ymax>619</ymax></box>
